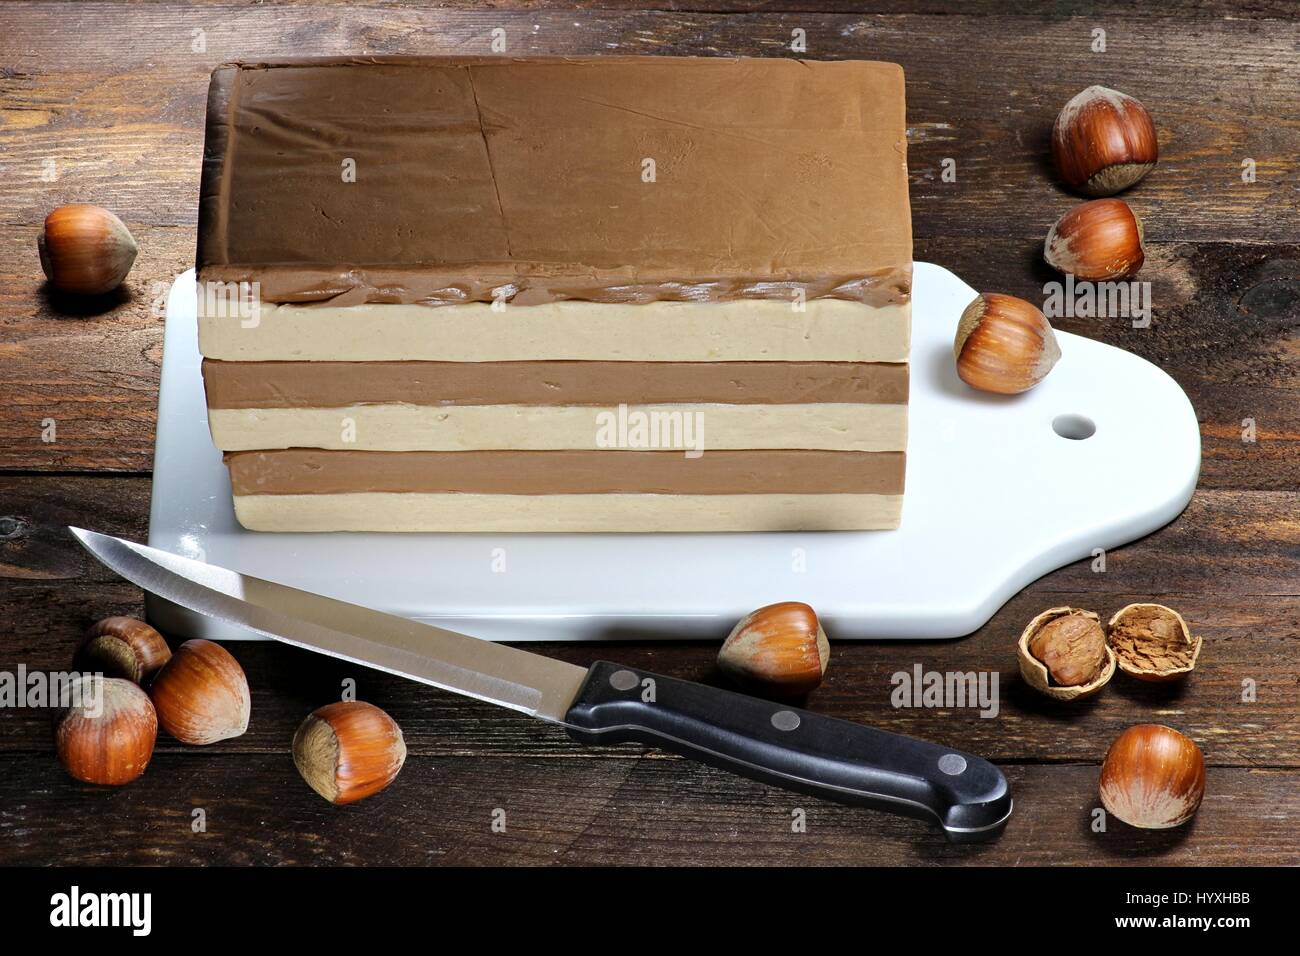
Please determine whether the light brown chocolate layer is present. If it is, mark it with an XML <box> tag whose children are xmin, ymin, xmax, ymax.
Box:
<box><xmin>225</xmin><ymin>449</ymin><xmax>906</xmax><ymax>496</ymax></box>
<box><xmin>202</xmin><ymin>360</ymin><xmax>909</xmax><ymax>409</ymax></box>
<box><xmin>199</xmin><ymin>56</ymin><xmax>911</xmax><ymax>307</ymax></box>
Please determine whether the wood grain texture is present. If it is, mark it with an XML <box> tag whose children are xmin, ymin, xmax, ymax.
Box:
<box><xmin>48</xmin><ymin>1</ymin><xmax>1300</xmax><ymax>16</ymax></box>
<box><xmin>1</xmin><ymin>753</ymin><xmax>1296</xmax><ymax>866</ymax></box>
<box><xmin>4</xmin><ymin>4</ymin><xmax>1297</xmax><ymax>474</ymax></box>
<box><xmin>3</xmin><ymin>476</ymin><xmax>1297</xmax><ymax>766</ymax></box>
<box><xmin>4</xmin><ymin>230</ymin><xmax>1296</xmax><ymax>483</ymax></box>
<box><xmin>1</xmin><ymin>5</ymin><xmax>1297</xmax><ymax>241</ymax></box>
<box><xmin>1</xmin><ymin>2</ymin><xmax>1297</xmax><ymax>866</ymax></box>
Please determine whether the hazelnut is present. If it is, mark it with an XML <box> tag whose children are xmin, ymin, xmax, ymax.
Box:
<box><xmin>74</xmin><ymin>616</ymin><xmax>172</xmax><ymax>686</ymax></box>
<box><xmin>1107</xmin><ymin>603</ymin><xmax>1202</xmax><ymax>681</ymax></box>
<box><xmin>292</xmin><ymin>702</ymin><xmax>407</xmax><ymax>805</ymax></box>
<box><xmin>1030</xmin><ymin>611</ymin><xmax>1108</xmax><ymax>685</ymax></box>
<box><xmin>148</xmin><ymin>639</ymin><xmax>250</xmax><ymax>745</ymax></box>
<box><xmin>717</xmin><ymin>601</ymin><xmax>830</xmax><ymax>699</ymax></box>
<box><xmin>1100</xmin><ymin>724</ymin><xmax>1205</xmax><ymax>829</ymax></box>
<box><xmin>1017</xmin><ymin>607</ymin><xmax>1116</xmax><ymax>701</ymax></box>
<box><xmin>1044</xmin><ymin>198</ymin><xmax>1145</xmax><ymax>281</ymax></box>
<box><xmin>55</xmin><ymin>676</ymin><xmax>157</xmax><ymax>786</ymax></box>
<box><xmin>954</xmin><ymin>293</ymin><xmax>1061</xmax><ymax>395</ymax></box>
<box><xmin>1052</xmin><ymin>86</ymin><xmax>1158</xmax><ymax>196</ymax></box>
<box><xmin>38</xmin><ymin>203</ymin><xmax>138</xmax><ymax>295</ymax></box>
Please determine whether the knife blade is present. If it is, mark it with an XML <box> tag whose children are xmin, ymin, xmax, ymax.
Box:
<box><xmin>71</xmin><ymin>527</ymin><xmax>1012</xmax><ymax>841</ymax></box>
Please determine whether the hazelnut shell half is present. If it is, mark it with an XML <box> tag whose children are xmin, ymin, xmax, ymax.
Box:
<box><xmin>1107</xmin><ymin>603</ymin><xmax>1202</xmax><ymax>682</ymax></box>
<box><xmin>1017</xmin><ymin>606</ymin><xmax>1116</xmax><ymax>701</ymax></box>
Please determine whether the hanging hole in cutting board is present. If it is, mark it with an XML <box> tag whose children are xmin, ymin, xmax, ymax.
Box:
<box><xmin>1052</xmin><ymin>414</ymin><xmax>1096</xmax><ymax>440</ymax></box>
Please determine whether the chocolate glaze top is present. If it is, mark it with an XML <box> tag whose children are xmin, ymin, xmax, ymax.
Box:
<box><xmin>198</xmin><ymin>56</ymin><xmax>912</xmax><ymax>307</ymax></box>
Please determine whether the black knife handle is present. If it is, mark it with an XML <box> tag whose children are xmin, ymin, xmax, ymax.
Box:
<box><xmin>564</xmin><ymin>661</ymin><xmax>1011</xmax><ymax>842</ymax></box>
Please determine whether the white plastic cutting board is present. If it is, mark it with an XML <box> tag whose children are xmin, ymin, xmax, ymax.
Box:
<box><xmin>146</xmin><ymin>264</ymin><xmax>1199</xmax><ymax>642</ymax></box>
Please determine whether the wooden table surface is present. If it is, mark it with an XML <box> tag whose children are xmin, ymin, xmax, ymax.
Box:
<box><xmin>2</xmin><ymin>1</ymin><xmax>1297</xmax><ymax>866</ymax></box>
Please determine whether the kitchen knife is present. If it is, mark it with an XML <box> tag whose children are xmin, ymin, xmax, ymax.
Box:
<box><xmin>70</xmin><ymin>527</ymin><xmax>1012</xmax><ymax>841</ymax></box>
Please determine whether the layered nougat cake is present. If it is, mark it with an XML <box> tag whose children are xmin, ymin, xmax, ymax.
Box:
<box><xmin>196</xmin><ymin>56</ymin><xmax>912</xmax><ymax>532</ymax></box>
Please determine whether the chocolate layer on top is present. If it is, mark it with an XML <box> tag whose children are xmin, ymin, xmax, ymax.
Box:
<box><xmin>225</xmin><ymin>449</ymin><xmax>906</xmax><ymax>496</ymax></box>
<box><xmin>202</xmin><ymin>360</ymin><xmax>910</xmax><ymax>409</ymax></box>
<box><xmin>198</xmin><ymin>56</ymin><xmax>911</xmax><ymax>307</ymax></box>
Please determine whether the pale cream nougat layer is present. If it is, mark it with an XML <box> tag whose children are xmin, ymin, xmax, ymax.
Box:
<box><xmin>233</xmin><ymin>493</ymin><xmax>904</xmax><ymax>533</ymax></box>
<box><xmin>198</xmin><ymin>298</ymin><xmax>910</xmax><ymax>363</ymax></box>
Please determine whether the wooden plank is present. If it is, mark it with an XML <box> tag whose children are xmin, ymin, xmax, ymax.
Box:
<box><xmin>4</xmin><ymin>476</ymin><xmax>1297</xmax><ymax>766</ymax></box>
<box><xmin>0</xmin><ymin>753</ymin><xmax>1291</xmax><ymax>865</ymax></box>
<box><xmin>7</xmin><ymin>582</ymin><xmax>1297</xmax><ymax>767</ymax></box>
<box><xmin>2</xmin><ymin>227</ymin><xmax>1300</xmax><ymax>481</ymax></box>
<box><xmin>1</xmin><ymin>1</ymin><xmax>1296</xmax><ymax>867</ymax></box>
<box><xmin>5</xmin><ymin>231</ymin><xmax>1296</xmax><ymax>485</ymax></box>
<box><xmin>916</xmin><ymin>237</ymin><xmax>1300</xmax><ymax>493</ymax></box>
<box><xmin>0</xmin><ymin>225</ymin><xmax>181</xmax><ymax>473</ymax></box>
<box><xmin>0</xmin><ymin>476</ymin><xmax>149</xmax><ymax>584</ymax></box>
<box><xmin>55</xmin><ymin>1</ymin><xmax>1300</xmax><ymax>17</ymax></box>
<box><xmin>1</xmin><ymin>6</ymin><xmax>1296</xmax><ymax>242</ymax></box>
